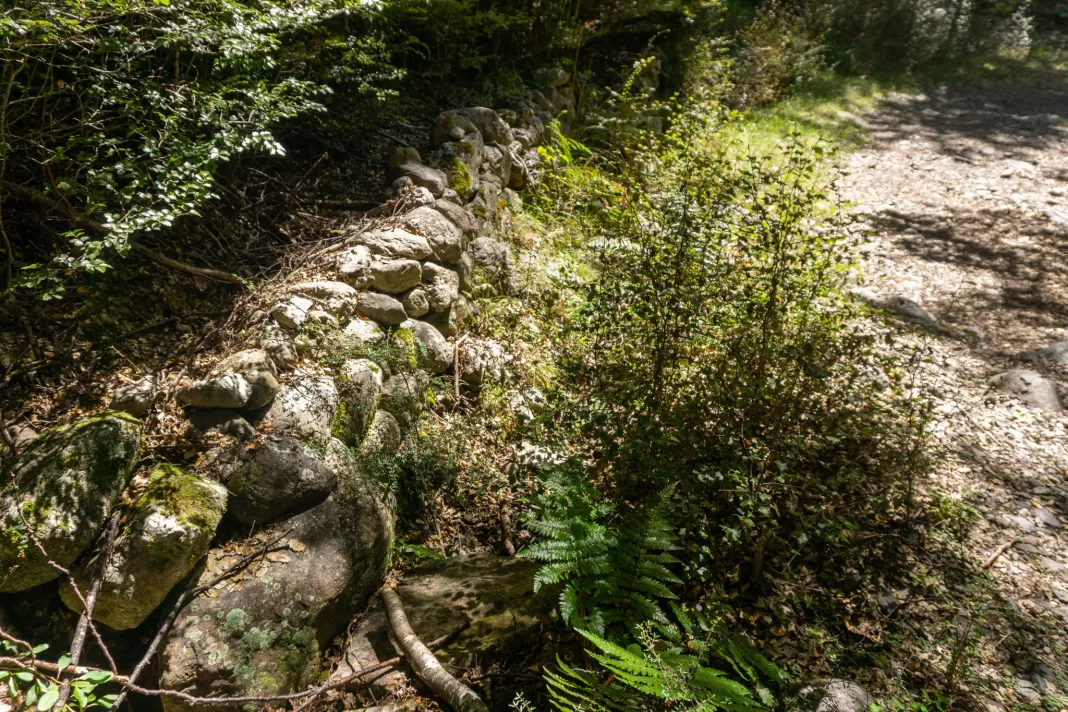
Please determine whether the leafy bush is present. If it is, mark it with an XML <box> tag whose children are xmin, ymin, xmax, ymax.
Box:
<box><xmin>0</xmin><ymin>0</ymin><xmax>394</xmax><ymax>297</ymax></box>
<box><xmin>733</xmin><ymin>0</ymin><xmax>825</xmax><ymax>105</ymax></box>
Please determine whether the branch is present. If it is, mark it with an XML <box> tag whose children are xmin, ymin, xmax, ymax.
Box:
<box><xmin>129</xmin><ymin>243</ymin><xmax>243</xmax><ymax>285</ymax></box>
<box><xmin>380</xmin><ymin>586</ymin><xmax>488</xmax><ymax>712</ymax></box>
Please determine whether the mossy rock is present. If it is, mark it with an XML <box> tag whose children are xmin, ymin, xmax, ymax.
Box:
<box><xmin>0</xmin><ymin>412</ymin><xmax>142</xmax><ymax>593</ymax></box>
<box><xmin>159</xmin><ymin>440</ymin><xmax>393</xmax><ymax>712</ymax></box>
<box><xmin>59</xmin><ymin>465</ymin><xmax>227</xmax><ymax>630</ymax></box>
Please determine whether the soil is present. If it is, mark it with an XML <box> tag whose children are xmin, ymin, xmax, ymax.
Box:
<box><xmin>841</xmin><ymin>77</ymin><xmax>1068</xmax><ymax>704</ymax></box>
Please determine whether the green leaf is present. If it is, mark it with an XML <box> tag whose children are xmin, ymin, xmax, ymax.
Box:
<box><xmin>37</xmin><ymin>684</ymin><xmax>59</xmax><ymax>711</ymax></box>
<box><xmin>76</xmin><ymin>672</ymin><xmax>112</xmax><ymax>685</ymax></box>
<box><xmin>15</xmin><ymin>672</ymin><xmax>35</xmax><ymax>682</ymax></box>
<box><xmin>56</xmin><ymin>654</ymin><xmax>71</xmax><ymax>675</ymax></box>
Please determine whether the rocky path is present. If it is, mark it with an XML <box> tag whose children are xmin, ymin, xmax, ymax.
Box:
<box><xmin>842</xmin><ymin>79</ymin><xmax>1068</xmax><ymax>703</ymax></box>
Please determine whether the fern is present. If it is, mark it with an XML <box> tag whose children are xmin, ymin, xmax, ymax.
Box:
<box><xmin>520</xmin><ymin>468</ymin><xmax>680</xmax><ymax>636</ymax></box>
<box><xmin>545</xmin><ymin>609</ymin><xmax>785</xmax><ymax>712</ymax></box>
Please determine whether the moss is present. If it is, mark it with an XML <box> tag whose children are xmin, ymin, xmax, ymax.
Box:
<box><xmin>446</xmin><ymin>156</ymin><xmax>472</xmax><ymax>196</ymax></box>
<box><xmin>330</xmin><ymin>401</ymin><xmax>348</xmax><ymax>440</ymax></box>
<box><xmin>133</xmin><ymin>464</ymin><xmax>224</xmax><ymax>533</ymax></box>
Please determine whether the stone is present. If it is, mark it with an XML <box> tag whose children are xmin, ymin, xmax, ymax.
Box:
<box><xmin>400</xmin><ymin>288</ymin><xmax>430</xmax><ymax>318</ymax></box>
<box><xmin>469</xmin><ymin>236</ymin><xmax>511</xmax><ymax>278</ymax></box>
<box><xmin>215</xmin><ymin>350</ymin><xmax>280</xmax><ymax>410</ymax></box>
<box><xmin>379</xmin><ymin>372</ymin><xmax>429</xmax><ymax>427</ymax></box>
<box><xmin>1033</xmin><ymin>507</ymin><xmax>1061</xmax><ymax>528</ymax></box>
<box><xmin>1019</xmin><ymin>341</ymin><xmax>1068</xmax><ymax>367</ymax></box>
<box><xmin>402</xmin><ymin>206</ymin><xmax>464</xmax><ymax>264</ymax></box>
<box><xmin>370</xmin><ymin>259</ymin><xmax>422</xmax><ymax>294</ymax></box>
<box><xmin>457</xmin><ymin>251</ymin><xmax>474</xmax><ymax>292</ymax></box>
<box><xmin>482</xmin><ymin>145</ymin><xmax>512</xmax><ymax>186</ymax></box>
<box><xmin>3</xmin><ymin>424</ymin><xmax>37</xmax><ymax>449</ymax></box>
<box><xmin>455</xmin><ymin>107</ymin><xmax>514</xmax><ymax>146</ymax></box>
<box><xmin>402</xmin><ymin>319</ymin><xmax>453</xmax><ymax>374</ymax></box>
<box><xmin>337</xmin><ymin>359</ymin><xmax>385</xmax><ymax>446</ymax></box>
<box><xmin>0</xmin><ymin>412</ymin><xmax>142</xmax><ymax>592</ymax></box>
<box><xmin>265</xmin><ymin>377</ymin><xmax>339</xmax><ymax>440</ymax></box>
<box><xmin>357</xmin><ymin>292</ymin><xmax>408</xmax><ymax>327</ymax></box>
<box><xmin>260</xmin><ymin>324</ymin><xmax>298</xmax><ymax>370</ymax></box>
<box><xmin>358</xmin><ymin>410</ymin><xmax>402</xmax><ymax>459</ymax></box>
<box><xmin>422</xmin><ymin>262</ymin><xmax>460</xmax><ymax>312</ymax></box>
<box><xmin>796</xmin><ymin>679</ymin><xmax>874</xmax><ymax>712</ymax></box>
<box><xmin>187</xmin><ymin>409</ymin><xmax>257</xmax><ymax>441</ymax></box>
<box><xmin>534</xmin><ymin>67</ymin><xmax>570</xmax><ymax>88</ymax></box>
<box><xmin>110</xmin><ymin>376</ymin><xmax>158</xmax><ymax>417</ymax></box>
<box><xmin>422</xmin><ymin>294</ymin><xmax>475</xmax><ymax>338</ymax></box>
<box><xmin>430</xmin><ymin>199</ymin><xmax>476</xmax><ymax>235</ymax></box>
<box><xmin>430</xmin><ymin>111</ymin><xmax>479</xmax><ymax>147</ymax></box>
<box><xmin>459</xmin><ymin>338</ymin><xmax>510</xmax><ymax>387</ymax></box>
<box><xmin>327</xmin><ymin>554</ymin><xmax>560</xmax><ymax>695</ymax></box>
<box><xmin>387</xmin><ymin>163</ymin><xmax>447</xmax><ymax>197</ymax></box>
<box><xmin>347</xmin><ymin>228</ymin><xmax>433</xmax><ymax>261</ymax></box>
<box><xmin>849</xmin><ymin>288</ymin><xmax>943</xmax><ymax>330</ymax></box>
<box><xmin>224</xmin><ymin>436</ymin><xmax>336</xmax><ymax>526</ymax></box>
<box><xmin>308</xmin><ymin>309</ymin><xmax>338</xmax><ymax>328</ymax></box>
<box><xmin>159</xmin><ymin>443</ymin><xmax>393</xmax><ymax>712</ymax></box>
<box><xmin>343</xmin><ymin>318</ymin><xmax>385</xmax><ymax>346</ymax></box>
<box><xmin>990</xmin><ymin>370</ymin><xmax>1062</xmax><ymax>412</ymax></box>
<box><xmin>59</xmin><ymin>465</ymin><xmax>227</xmax><ymax>630</ymax></box>
<box><xmin>271</xmin><ymin>296</ymin><xmax>314</xmax><ymax>330</ymax></box>
<box><xmin>177</xmin><ymin>374</ymin><xmax>252</xmax><ymax>410</ymax></box>
<box><xmin>290</xmin><ymin>281</ymin><xmax>359</xmax><ymax>318</ymax></box>
<box><xmin>336</xmin><ymin>245</ymin><xmax>374</xmax><ymax>289</ymax></box>
<box><xmin>388</xmin><ymin>146</ymin><xmax>420</xmax><ymax>170</ymax></box>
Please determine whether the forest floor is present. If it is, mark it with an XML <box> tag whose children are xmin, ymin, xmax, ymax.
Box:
<box><xmin>838</xmin><ymin>72</ymin><xmax>1068</xmax><ymax>708</ymax></box>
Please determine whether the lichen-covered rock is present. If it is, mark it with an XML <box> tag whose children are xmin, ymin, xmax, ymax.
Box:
<box><xmin>215</xmin><ymin>350</ymin><xmax>279</xmax><ymax>410</ymax></box>
<box><xmin>459</xmin><ymin>338</ymin><xmax>511</xmax><ymax>388</ymax></box>
<box><xmin>59</xmin><ymin>465</ymin><xmax>227</xmax><ymax>630</ymax></box>
<box><xmin>177</xmin><ymin>374</ymin><xmax>252</xmax><ymax>410</ymax></box>
<box><xmin>400</xmin><ymin>288</ymin><xmax>430</xmax><ymax>318</ymax></box>
<box><xmin>158</xmin><ymin>443</ymin><xmax>393</xmax><ymax>712</ymax></box>
<box><xmin>265</xmin><ymin>377</ymin><xmax>339</xmax><ymax>440</ymax></box>
<box><xmin>402</xmin><ymin>206</ymin><xmax>464</xmax><ymax>264</ymax></box>
<box><xmin>327</xmin><ymin>554</ymin><xmax>560</xmax><ymax>695</ymax></box>
<box><xmin>0</xmin><ymin>412</ymin><xmax>142</xmax><ymax>593</ymax></box>
<box><xmin>271</xmin><ymin>296</ymin><xmax>314</xmax><ymax>330</ymax></box>
<box><xmin>290</xmin><ymin>281</ymin><xmax>359</xmax><ymax>318</ymax></box>
<box><xmin>260</xmin><ymin>324</ymin><xmax>298</xmax><ymax>370</ymax></box>
<box><xmin>223</xmin><ymin>436</ymin><xmax>335</xmax><ymax>526</ymax></box>
<box><xmin>336</xmin><ymin>359</ymin><xmax>384</xmax><ymax>446</ymax></box>
<box><xmin>343</xmin><ymin>318</ymin><xmax>386</xmax><ymax>346</ymax></box>
<box><xmin>336</xmin><ymin>245</ymin><xmax>374</xmax><ymax>289</ymax></box>
<box><xmin>990</xmin><ymin>370</ymin><xmax>1063</xmax><ymax>412</ymax></box>
<box><xmin>422</xmin><ymin>294</ymin><xmax>475</xmax><ymax>338</ymax></box>
<box><xmin>379</xmin><ymin>372</ymin><xmax>429</xmax><ymax>428</ymax></box>
<box><xmin>110</xmin><ymin>376</ymin><xmax>158</xmax><ymax>417</ymax></box>
<box><xmin>357</xmin><ymin>292</ymin><xmax>407</xmax><ymax>327</ymax></box>
<box><xmin>403</xmin><ymin>319</ymin><xmax>452</xmax><ymax>374</ymax></box>
<box><xmin>348</xmin><ymin>228</ymin><xmax>433</xmax><ymax>261</ymax></box>
<box><xmin>370</xmin><ymin>259</ymin><xmax>422</xmax><ymax>294</ymax></box>
<box><xmin>422</xmin><ymin>262</ymin><xmax>460</xmax><ymax>312</ymax></box>
<box><xmin>386</xmin><ymin>163</ymin><xmax>447</xmax><ymax>197</ymax></box>
<box><xmin>357</xmin><ymin>410</ymin><xmax>402</xmax><ymax>461</ymax></box>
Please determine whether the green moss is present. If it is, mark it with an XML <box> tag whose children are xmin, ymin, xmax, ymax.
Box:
<box><xmin>446</xmin><ymin>156</ymin><xmax>472</xmax><ymax>196</ymax></box>
<box><xmin>133</xmin><ymin>464</ymin><xmax>224</xmax><ymax>533</ymax></box>
<box><xmin>330</xmin><ymin>401</ymin><xmax>348</xmax><ymax>440</ymax></box>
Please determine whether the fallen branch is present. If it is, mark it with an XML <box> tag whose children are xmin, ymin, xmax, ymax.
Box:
<box><xmin>130</xmin><ymin>243</ymin><xmax>243</xmax><ymax>285</ymax></box>
<box><xmin>56</xmin><ymin>513</ymin><xmax>121</xmax><ymax>709</ymax></box>
<box><xmin>380</xmin><ymin>586</ymin><xmax>488</xmax><ymax>712</ymax></box>
<box><xmin>982</xmin><ymin>540</ymin><xmax>1016</xmax><ymax>570</ymax></box>
<box><xmin>498</xmin><ymin>504</ymin><xmax>515</xmax><ymax>557</ymax></box>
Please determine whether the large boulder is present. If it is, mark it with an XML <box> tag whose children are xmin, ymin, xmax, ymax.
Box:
<box><xmin>0</xmin><ymin>412</ymin><xmax>142</xmax><ymax>593</ymax></box>
<box><xmin>379</xmin><ymin>372</ymin><xmax>429</xmax><ymax>428</ymax></box>
<box><xmin>430</xmin><ymin>200</ymin><xmax>477</xmax><ymax>236</ymax></box>
<box><xmin>370</xmin><ymin>259</ymin><xmax>422</xmax><ymax>294</ymax></box>
<box><xmin>796</xmin><ymin>679</ymin><xmax>874</xmax><ymax>712</ymax></box>
<box><xmin>403</xmin><ymin>206</ymin><xmax>464</xmax><ymax>264</ymax></box>
<box><xmin>327</xmin><ymin>554</ymin><xmax>559</xmax><ymax>696</ymax></box>
<box><xmin>336</xmin><ymin>245</ymin><xmax>374</xmax><ymax>289</ymax></box>
<box><xmin>422</xmin><ymin>262</ymin><xmax>460</xmax><ymax>312</ymax></box>
<box><xmin>215</xmin><ymin>350</ymin><xmax>280</xmax><ymax>410</ymax></box>
<box><xmin>990</xmin><ymin>370</ymin><xmax>1063</xmax><ymax>412</ymax></box>
<box><xmin>271</xmin><ymin>296</ymin><xmax>314</xmax><ymax>330</ymax></box>
<box><xmin>348</xmin><ymin>229</ymin><xmax>433</xmax><ymax>261</ymax></box>
<box><xmin>177</xmin><ymin>375</ymin><xmax>252</xmax><ymax>410</ymax></box>
<box><xmin>403</xmin><ymin>319</ymin><xmax>453</xmax><ymax>374</ymax></box>
<box><xmin>423</xmin><ymin>294</ymin><xmax>475</xmax><ymax>338</ymax></box>
<box><xmin>264</xmin><ymin>377</ymin><xmax>339</xmax><ymax>440</ymax></box>
<box><xmin>260</xmin><ymin>324</ymin><xmax>298</xmax><ymax>370</ymax></box>
<box><xmin>459</xmin><ymin>338</ymin><xmax>511</xmax><ymax>388</ymax></box>
<box><xmin>158</xmin><ymin>440</ymin><xmax>394</xmax><ymax>712</ymax></box>
<box><xmin>400</xmin><ymin>288</ymin><xmax>430</xmax><ymax>318</ymax></box>
<box><xmin>358</xmin><ymin>411</ymin><xmax>402</xmax><ymax>460</ymax></box>
<box><xmin>59</xmin><ymin>465</ymin><xmax>227</xmax><ymax>630</ymax></box>
<box><xmin>386</xmin><ymin>163</ymin><xmax>447</xmax><ymax>197</ymax></box>
<box><xmin>343</xmin><ymin>318</ymin><xmax>386</xmax><ymax>346</ymax></box>
<box><xmin>357</xmin><ymin>292</ymin><xmax>408</xmax><ymax>327</ymax></box>
<box><xmin>432</xmin><ymin>108</ymin><xmax>514</xmax><ymax>147</ymax></box>
<box><xmin>223</xmin><ymin>436</ymin><xmax>336</xmax><ymax>526</ymax></box>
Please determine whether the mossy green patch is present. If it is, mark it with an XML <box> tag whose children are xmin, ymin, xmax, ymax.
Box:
<box><xmin>446</xmin><ymin>156</ymin><xmax>472</xmax><ymax>196</ymax></box>
<box><xmin>133</xmin><ymin>464</ymin><xmax>225</xmax><ymax>533</ymax></box>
